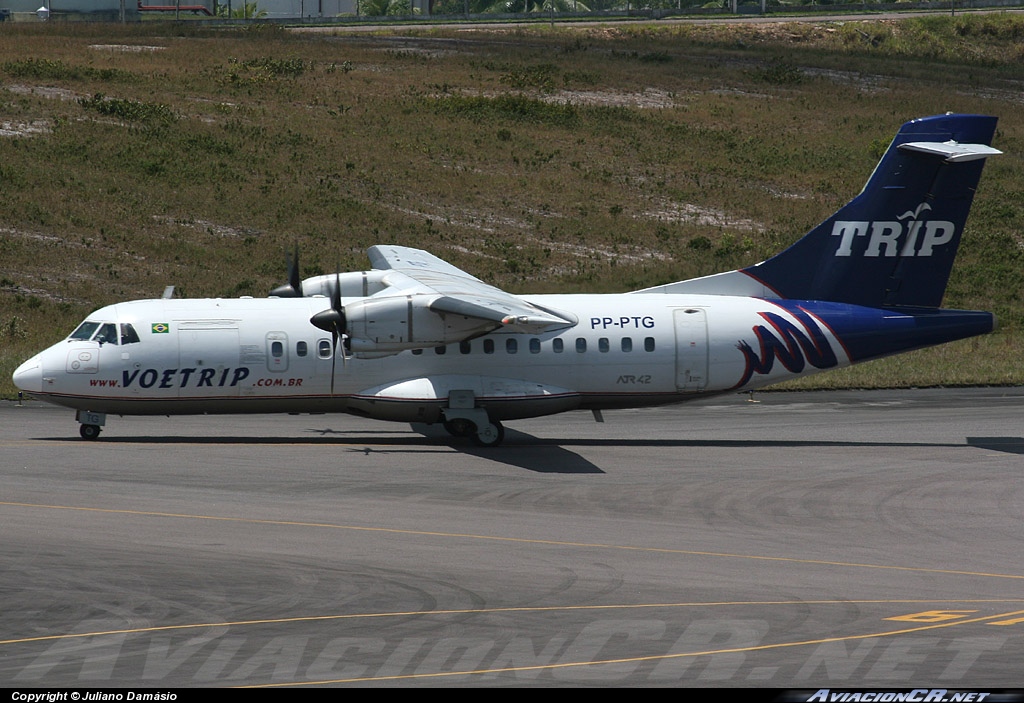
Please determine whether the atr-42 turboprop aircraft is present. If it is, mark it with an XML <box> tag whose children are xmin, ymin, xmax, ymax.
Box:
<box><xmin>13</xmin><ymin>114</ymin><xmax>1002</xmax><ymax>446</ymax></box>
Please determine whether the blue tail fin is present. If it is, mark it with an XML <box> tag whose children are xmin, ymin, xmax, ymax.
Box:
<box><xmin>742</xmin><ymin>114</ymin><xmax>999</xmax><ymax>309</ymax></box>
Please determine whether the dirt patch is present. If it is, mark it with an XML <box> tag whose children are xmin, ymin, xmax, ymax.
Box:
<box><xmin>544</xmin><ymin>87</ymin><xmax>676</xmax><ymax>109</ymax></box>
<box><xmin>802</xmin><ymin>67</ymin><xmax>890</xmax><ymax>94</ymax></box>
<box><xmin>6</xmin><ymin>84</ymin><xmax>81</xmax><ymax>101</ymax></box>
<box><xmin>957</xmin><ymin>87</ymin><xmax>1024</xmax><ymax>105</ymax></box>
<box><xmin>640</xmin><ymin>199</ymin><xmax>760</xmax><ymax>230</ymax></box>
<box><xmin>89</xmin><ymin>44</ymin><xmax>166</xmax><ymax>52</ymax></box>
<box><xmin>152</xmin><ymin>215</ymin><xmax>263</xmax><ymax>238</ymax></box>
<box><xmin>0</xmin><ymin>119</ymin><xmax>52</xmax><ymax>138</ymax></box>
<box><xmin>390</xmin><ymin>203</ymin><xmax>533</xmax><ymax>235</ymax></box>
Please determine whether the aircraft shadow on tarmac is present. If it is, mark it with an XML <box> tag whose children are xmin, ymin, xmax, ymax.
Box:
<box><xmin>966</xmin><ymin>436</ymin><xmax>1024</xmax><ymax>455</ymax></box>
<box><xmin>34</xmin><ymin>429</ymin><xmax>1024</xmax><ymax>474</ymax></box>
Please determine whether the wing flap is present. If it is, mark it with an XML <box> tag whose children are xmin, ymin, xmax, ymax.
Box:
<box><xmin>368</xmin><ymin>245</ymin><xmax>576</xmax><ymax>332</ymax></box>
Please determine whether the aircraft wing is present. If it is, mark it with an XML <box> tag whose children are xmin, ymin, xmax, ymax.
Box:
<box><xmin>367</xmin><ymin>245</ymin><xmax>576</xmax><ymax>332</ymax></box>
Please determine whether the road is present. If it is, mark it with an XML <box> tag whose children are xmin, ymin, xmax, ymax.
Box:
<box><xmin>287</xmin><ymin>6</ymin><xmax>1024</xmax><ymax>33</ymax></box>
<box><xmin>1</xmin><ymin>388</ymin><xmax>1022</xmax><ymax>687</ymax></box>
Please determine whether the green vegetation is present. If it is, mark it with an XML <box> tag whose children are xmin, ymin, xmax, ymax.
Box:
<box><xmin>216</xmin><ymin>2</ymin><xmax>268</xmax><ymax>18</ymax></box>
<box><xmin>0</xmin><ymin>16</ymin><xmax>1022</xmax><ymax>397</ymax></box>
<box><xmin>3</xmin><ymin>57</ymin><xmax>133</xmax><ymax>82</ymax></box>
<box><xmin>78</xmin><ymin>93</ymin><xmax>177</xmax><ymax>122</ymax></box>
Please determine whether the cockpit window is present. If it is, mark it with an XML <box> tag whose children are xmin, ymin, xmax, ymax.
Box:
<box><xmin>120</xmin><ymin>323</ymin><xmax>140</xmax><ymax>345</ymax></box>
<box><xmin>95</xmin><ymin>323</ymin><xmax>118</xmax><ymax>346</ymax></box>
<box><xmin>69</xmin><ymin>321</ymin><xmax>101</xmax><ymax>341</ymax></box>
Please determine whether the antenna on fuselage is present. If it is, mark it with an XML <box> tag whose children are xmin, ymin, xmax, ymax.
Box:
<box><xmin>162</xmin><ymin>286</ymin><xmax>175</xmax><ymax>299</ymax></box>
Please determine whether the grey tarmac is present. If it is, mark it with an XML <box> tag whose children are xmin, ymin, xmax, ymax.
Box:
<box><xmin>1</xmin><ymin>387</ymin><xmax>1022</xmax><ymax>687</ymax></box>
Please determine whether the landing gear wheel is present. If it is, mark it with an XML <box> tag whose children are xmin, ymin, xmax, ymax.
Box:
<box><xmin>471</xmin><ymin>421</ymin><xmax>504</xmax><ymax>448</ymax></box>
<box><xmin>443</xmin><ymin>418</ymin><xmax>475</xmax><ymax>438</ymax></box>
<box><xmin>80</xmin><ymin>424</ymin><xmax>101</xmax><ymax>440</ymax></box>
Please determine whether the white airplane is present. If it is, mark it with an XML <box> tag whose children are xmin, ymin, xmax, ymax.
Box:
<box><xmin>12</xmin><ymin>113</ymin><xmax>1002</xmax><ymax>446</ymax></box>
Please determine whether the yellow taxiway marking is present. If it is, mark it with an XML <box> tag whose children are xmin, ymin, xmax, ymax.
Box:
<box><xmin>3</xmin><ymin>600</ymin><xmax>1023</xmax><ymax>648</ymax></box>
<box><xmin>988</xmin><ymin>615</ymin><xmax>1024</xmax><ymax>626</ymax></box>
<box><xmin>3</xmin><ymin>499</ymin><xmax>1024</xmax><ymax>582</ymax></box>
<box><xmin>248</xmin><ymin>608</ymin><xmax>1024</xmax><ymax>687</ymax></box>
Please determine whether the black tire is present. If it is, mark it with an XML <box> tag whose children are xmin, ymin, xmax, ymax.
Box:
<box><xmin>80</xmin><ymin>424</ymin><xmax>101</xmax><ymax>440</ymax></box>
<box><xmin>443</xmin><ymin>418</ymin><xmax>475</xmax><ymax>438</ymax></box>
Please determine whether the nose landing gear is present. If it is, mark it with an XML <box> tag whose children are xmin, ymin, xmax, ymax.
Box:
<box><xmin>75</xmin><ymin>410</ymin><xmax>106</xmax><ymax>441</ymax></box>
<box><xmin>80</xmin><ymin>423</ymin><xmax>102</xmax><ymax>440</ymax></box>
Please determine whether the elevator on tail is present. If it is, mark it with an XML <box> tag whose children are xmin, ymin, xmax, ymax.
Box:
<box><xmin>12</xmin><ymin>113</ymin><xmax>1001</xmax><ymax>446</ymax></box>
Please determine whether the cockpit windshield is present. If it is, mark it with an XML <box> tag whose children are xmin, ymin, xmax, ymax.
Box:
<box><xmin>69</xmin><ymin>321</ymin><xmax>101</xmax><ymax>341</ymax></box>
<box><xmin>120</xmin><ymin>323</ymin><xmax>140</xmax><ymax>345</ymax></box>
<box><xmin>68</xmin><ymin>321</ymin><xmax>140</xmax><ymax>345</ymax></box>
<box><xmin>95</xmin><ymin>323</ymin><xmax>118</xmax><ymax>345</ymax></box>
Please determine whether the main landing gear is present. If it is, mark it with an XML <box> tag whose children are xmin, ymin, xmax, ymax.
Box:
<box><xmin>75</xmin><ymin>410</ymin><xmax>106</xmax><ymax>441</ymax></box>
<box><xmin>442</xmin><ymin>391</ymin><xmax>504</xmax><ymax>447</ymax></box>
<box><xmin>442</xmin><ymin>416</ymin><xmax>505</xmax><ymax>447</ymax></box>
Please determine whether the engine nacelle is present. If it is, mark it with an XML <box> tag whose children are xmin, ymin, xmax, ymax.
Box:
<box><xmin>299</xmin><ymin>271</ymin><xmax>391</xmax><ymax>299</ymax></box>
<box><xmin>345</xmin><ymin>295</ymin><xmax>498</xmax><ymax>353</ymax></box>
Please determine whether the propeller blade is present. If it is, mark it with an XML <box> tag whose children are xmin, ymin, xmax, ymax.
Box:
<box><xmin>330</xmin><ymin>331</ymin><xmax>337</xmax><ymax>395</ymax></box>
<box><xmin>331</xmin><ymin>270</ymin><xmax>342</xmax><ymax>316</ymax></box>
<box><xmin>334</xmin><ymin>271</ymin><xmax>348</xmax><ymax>369</ymax></box>
<box><xmin>289</xmin><ymin>245</ymin><xmax>302</xmax><ymax>296</ymax></box>
<box><xmin>270</xmin><ymin>245</ymin><xmax>303</xmax><ymax>297</ymax></box>
<box><xmin>310</xmin><ymin>269</ymin><xmax>347</xmax><ymax>394</ymax></box>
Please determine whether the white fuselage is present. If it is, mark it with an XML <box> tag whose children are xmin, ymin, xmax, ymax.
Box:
<box><xmin>13</xmin><ymin>293</ymin><xmax>849</xmax><ymax>424</ymax></box>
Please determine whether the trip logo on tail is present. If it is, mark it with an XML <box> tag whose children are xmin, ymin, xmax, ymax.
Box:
<box><xmin>733</xmin><ymin>307</ymin><xmax>839</xmax><ymax>389</ymax></box>
<box><xmin>831</xmin><ymin>202</ymin><xmax>955</xmax><ymax>258</ymax></box>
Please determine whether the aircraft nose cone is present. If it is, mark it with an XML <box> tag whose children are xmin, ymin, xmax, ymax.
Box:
<box><xmin>12</xmin><ymin>354</ymin><xmax>42</xmax><ymax>394</ymax></box>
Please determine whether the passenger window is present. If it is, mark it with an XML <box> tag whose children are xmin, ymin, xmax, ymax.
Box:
<box><xmin>296</xmin><ymin>341</ymin><xmax>308</xmax><ymax>357</ymax></box>
<box><xmin>460</xmin><ymin>341</ymin><xmax>471</xmax><ymax>354</ymax></box>
<box><xmin>598</xmin><ymin>338</ymin><xmax>609</xmax><ymax>353</ymax></box>
<box><xmin>95</xmin><ymin>323</ymin><xmax>118</xmax><ymax>346</ymax></box>
<box><xmin>271</xmin><ymin>341</ymin><xmax>284</xmax><ymax>357</ymax></box>
<box><xmin>621</xmin><ymin>337</ymin><xmax>632</xmax><ymax>352</ymax></box>
<box><xmin>484</xmin><ymin>339</ymin><xmax>494</xmax><ymax>354</ymax></box>
<box><xmin>529</xmin><ymin>338</ymin><xmax>540</xmax><ymax>354</ymax></box>
<box><xmin>506</xmin><ymin>338</ymin><xmax>518</xmax><ymax>354</ymax></box>
<box><xmin>318</xmin><ymin>340</ymin><xmax>332</xmax><ymax>358</ymax></box>
<box><xmin>644</xmin><ymin>337</ymin><xmax>656</xmax><ymax>352</ymax></box>
<box><xmin>120</xmin><ymin>323</ymin><xmax>140</xmax><ymax>345</ymax></box>
<box><xmin>576</xmin><ymin>338</ymin><xmax>587</xmax><ymax>353</ymax></box>
<box><xmin>552</xmin><ymin>338</ymin><xmax>563</xmax><ymax>353</ymax></box>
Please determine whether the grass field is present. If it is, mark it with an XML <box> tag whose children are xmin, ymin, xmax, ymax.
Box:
<box><xmin>1</xmin><ymin>14</ymin><xmax>1023</xmax><ymax>397</ymax></box>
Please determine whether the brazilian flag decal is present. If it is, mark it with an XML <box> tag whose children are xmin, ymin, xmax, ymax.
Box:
<box><xmin>151</xmin><ymin>323</ymin><xmax>170</xmax><ymax>334</ymax></box>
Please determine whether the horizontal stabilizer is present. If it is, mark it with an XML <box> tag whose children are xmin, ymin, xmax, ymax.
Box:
<box><xmin>899</xmin><ymin>141</ymin><xmax>1002</xmax><ymax>162</ymax></box>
